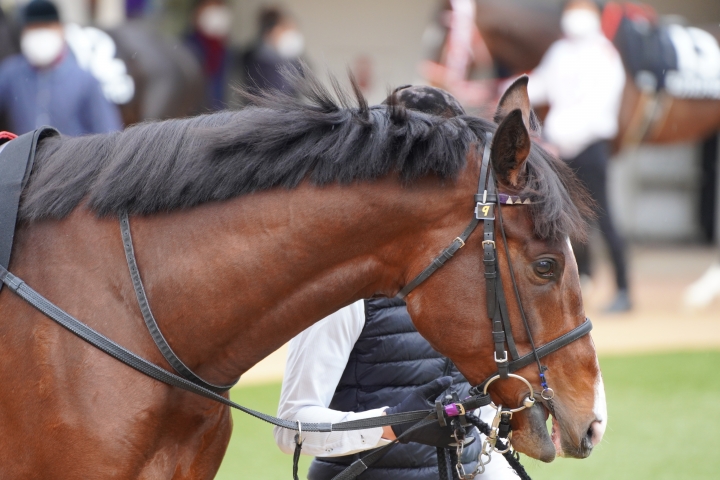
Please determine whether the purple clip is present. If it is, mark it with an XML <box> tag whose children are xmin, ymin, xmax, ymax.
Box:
<box><xmin>444</xmin><ymin>403</ymin><xmax>465</xmax><ymax>417</ymax></box>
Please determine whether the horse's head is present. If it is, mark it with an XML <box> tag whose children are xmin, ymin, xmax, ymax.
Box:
<box><xmin>404</xmin><ymin>77</ymin><xmax>604</xmax><ymax>462</ymax></box>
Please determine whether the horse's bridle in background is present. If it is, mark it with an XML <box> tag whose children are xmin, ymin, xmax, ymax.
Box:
<box><xmin>396</xmin><ymin>132</ymin><xmax>593</xmax><ymax>478</ymax></box>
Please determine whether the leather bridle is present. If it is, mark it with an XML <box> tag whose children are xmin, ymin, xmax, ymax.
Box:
<box><xmin>395</xmin><ymin>133</ymin><xmax>593</xmax><ymax>470</ymax></box>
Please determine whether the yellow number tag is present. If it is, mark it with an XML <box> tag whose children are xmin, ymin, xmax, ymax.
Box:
<box><xmin>475</xmin><ymin>203</ymin><xmax>494</xmax><ymax>220</ymax></box>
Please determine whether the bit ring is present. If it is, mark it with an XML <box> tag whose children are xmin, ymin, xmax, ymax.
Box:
<box><xmin>482</xmin><ymin>373</ymin><xmax>536</xmax><ymax>413</ymax></box>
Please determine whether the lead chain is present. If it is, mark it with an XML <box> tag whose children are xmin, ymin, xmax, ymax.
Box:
<box><xmin>452</xmin><ymin>422</ymin><xmax>474</xmax><ymax>480</ymax></box>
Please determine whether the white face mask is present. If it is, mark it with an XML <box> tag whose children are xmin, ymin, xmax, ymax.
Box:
<box><xmin>561</xmin><ymin>9</ymin><xmax>601</xmax><ymax>39</ymax></box>
<box><xmin>197</xmin><ymin>5</ymin><xmax>232</xmax><ymax>39</ymax></box>
<box><xmin>276</xmin><ymin>30</ymin><xmax>304</xmax><ymax>59</ymax></box>
<box><xmin>21</xmin><ymin>28</ymin><xmax>65</xmax><ymax>67</ymax></box>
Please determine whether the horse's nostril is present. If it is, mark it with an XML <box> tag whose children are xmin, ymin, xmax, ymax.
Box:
<box><xmin>587</xmin><ymin>420</ymin><xmax>606</xmax><ymax>447</ymax></box>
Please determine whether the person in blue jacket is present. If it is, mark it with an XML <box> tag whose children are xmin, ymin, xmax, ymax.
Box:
<box><xmin>0</xmin><ymin>0</ymin><xmax>122</xmax><ymax>136</ymax></box>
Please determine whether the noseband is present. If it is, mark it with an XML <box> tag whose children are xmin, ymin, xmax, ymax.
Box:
<box><xmin>396</xmin><ymin>132</ymin><xmax>592</xmax><ymax>474</ymax></box>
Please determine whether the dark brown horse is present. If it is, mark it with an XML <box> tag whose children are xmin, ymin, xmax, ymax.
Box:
<box><xmin>424</xmin><ymin>0</ymin><xmax>720</xmax><ymax>146</ymax></box>
<box><xmin>0</xmin><ymin>75</ymin><xmax>603</xmax><ymax>478</ymax></box>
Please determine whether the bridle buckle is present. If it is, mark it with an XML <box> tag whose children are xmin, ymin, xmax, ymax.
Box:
<box><xmin>482</xmin><ymin>240</ymin><xmax>495</xmax><ymax>249</ymax></box>
<box><xmin>494</xmin><ymin>350</ymin><xmax>508</xmax><ymax>363</ymax></box>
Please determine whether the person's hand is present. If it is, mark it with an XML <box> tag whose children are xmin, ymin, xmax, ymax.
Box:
<box><xmin>384</xmin><ymin>377</ymin><xmax>462</xmax><ymax>448</ymax></box>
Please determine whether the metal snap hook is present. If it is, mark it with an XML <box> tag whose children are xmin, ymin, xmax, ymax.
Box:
<box><xmin>296</xmin><ymin>421</ymin><xmax>303</xmax><ymax>445</ymax></box>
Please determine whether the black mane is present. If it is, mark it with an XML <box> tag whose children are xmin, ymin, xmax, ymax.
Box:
<box><xmin>21</xmin><ymin>71</ymin><xmax>590</xmax><ymax>241</ymax></box>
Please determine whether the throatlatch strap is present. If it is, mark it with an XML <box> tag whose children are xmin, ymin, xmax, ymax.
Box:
<box><xmin>396</xmin><ymin>217</ymin><xmax>479</xmax><ymax>299</ymax></box>
<box><xmin>120</xmin><ymin>212</ymin><xmax>237</xmax><ymax>393</ymax></box>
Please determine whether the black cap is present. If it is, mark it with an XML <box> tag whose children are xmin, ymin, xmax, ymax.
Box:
<box><xmin>23</xmin><ymin>0</ymin><xmax>60</xmax><ymax>25</ymax></box>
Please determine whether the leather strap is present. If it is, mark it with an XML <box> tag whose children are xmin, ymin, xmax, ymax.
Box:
<box><xmin>0</xmin><ymin>127</ymin><xmax>58</xmax><ymax>290</ymax></box>
<box><xmin>2</xmin><ymin>262</ymin><xmax>495</xmax><ymax>437</ymax></box>
<box><xmin>120</xmin><ymin>212</ymin><xmax>237</xmax><ymax>393</ymax></box>
<box><xmin>469</xmin><ymin>318</ymin><xmax>593</xmax><ymax>394</ymax></box>
<box><xmin>330</xmin><ymin>415</ymin><xmax>440</xmax><ymax>480</ymax></box>
<box><xmin>506</xmin><ymin>318</ymin><xmax>592</xmax><ymax>375</ymax></box>
<box><xmin>397</xmin><ymin>217</ymin><xmax>479</xmax><ymax>299</ymax></box>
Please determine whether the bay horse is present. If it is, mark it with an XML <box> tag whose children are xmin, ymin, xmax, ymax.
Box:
<box><xmin>0</xmin><ymin>73</ymin><xmax>603</xmax><ymax>478</ymax></box>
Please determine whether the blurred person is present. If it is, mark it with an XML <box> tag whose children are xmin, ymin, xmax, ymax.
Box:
<box><xmin>185</xmin><ymin>0</ymin><xmax>233</xmax><ymax>111</ymax></box>
<box><xmin>239</xmin><ymin>6</ymin><xmax>304</xmax><ymax>95</ymax></box>
<box><xmin>274</xmin><ymin>85</ymin><xmax>517</xmax><ymax>480</ymax></box>
<box><xmin>0</xmin><ymin>0</ymin><xmax>121</xmax><ymax>136</ymax></box>
<box><xmin>420</xmin><ymin>0</ymin><xmax>495</xmax><ymax>109</ymax></box>
<box><xmin>527</xmin><ymin>0</ymin><xmax>630</xmax><ymax>313</ymax></box>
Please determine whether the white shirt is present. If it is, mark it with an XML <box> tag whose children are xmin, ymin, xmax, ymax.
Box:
<box><xmin>274</xmin><ymin>301</ymin><xmax>390</xmax><ymax>457</ymax></box>
<box><xmin>274</xmin><ymin>301</ymin><xmax>519</xmax><ymax>478</ymax></box>
<box><xmin>528</xmin><ymin>32</ymin><xmax>626</xmax><ymax>158</ymax></box>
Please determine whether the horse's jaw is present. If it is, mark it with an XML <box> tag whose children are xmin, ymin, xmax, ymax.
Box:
<box><xmin>513</xmin><ymin>384</ymin><xmax>606</xmax><ymax>462</ymax></box>
<box><xmin>511</xmin><ymin>403</ymin><xmax>556</xmax><ymax>462</ymax></box>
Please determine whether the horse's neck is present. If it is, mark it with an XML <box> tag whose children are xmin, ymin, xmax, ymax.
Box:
<box><xmin>125</xmin><ymin>175</ymin><xmax>472</xmax><ymax>383</ymax></box>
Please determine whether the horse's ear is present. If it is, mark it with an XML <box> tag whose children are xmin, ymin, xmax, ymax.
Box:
<box><xmin>490</xmin><ymin>109</ymin><xmax>530</xmax><ymax>187</ymax></box>
<box><xmin>493</xmin><ymin>75</ymin><xmax>533</xmax><ymax>132</ymax></box>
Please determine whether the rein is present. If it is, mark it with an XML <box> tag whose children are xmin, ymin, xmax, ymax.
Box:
<box><xmin>0</xmin><ymin>128</ymin><xmax>592</xmax><ymax>480</ymax></box>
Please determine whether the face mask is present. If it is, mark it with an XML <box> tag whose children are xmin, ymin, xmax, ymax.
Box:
<box><xmin>561</xmin><ymin>9</ymin><xmax>601</xmax><ymax>39</ymax></box>
<box><xmin>276</xmin><ymin>30</ymin><xmax>304</xmax><ymax>59</ymax></box>
<box><xmin>21</xmin><ymin>28</ymin><xmax>65</xmax><ymax>67</ymax></box>
<box><xmin>197</xmin><ymin>5</ymin><xmax>232</xmax><ymax>39</ymax></box>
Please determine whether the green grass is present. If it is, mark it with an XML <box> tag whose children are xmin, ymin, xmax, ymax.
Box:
<box><xmin>215</xmin><ymin>351</ymin><xmax>720</xmax><ymax>479</ymax></box>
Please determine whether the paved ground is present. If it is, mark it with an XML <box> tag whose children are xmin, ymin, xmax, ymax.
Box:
<box><xmin>236</xmin><ymin>245</ymin><xmax>720</xmax><ymax>387</ymax></box>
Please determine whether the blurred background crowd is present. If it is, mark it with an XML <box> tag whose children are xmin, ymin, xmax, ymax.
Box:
<box><xmin>0</xmin><ymin>0</ymin><xmax>718</xmax><ymax>367</ymax></box>
<box><xmin>1</xmin><ymin>0</ymin><xmax>719</xmax><ymax>478</ymax></box>
<box><xmin>0</xmin><ymin>1</ymin><xmax>718</xmax><ymax>297</ymax></box>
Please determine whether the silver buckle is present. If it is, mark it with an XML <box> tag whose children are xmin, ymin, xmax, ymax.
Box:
<box><xmin>494</xmin><ymin>351</ymin><xmax>508</xmax><ymax>363</ymax></box>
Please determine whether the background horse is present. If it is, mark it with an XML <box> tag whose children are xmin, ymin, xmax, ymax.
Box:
<box><xmin>0</xmin><ymin>74</ymin><xmax>602</xmax><ymax>477</ymax></box>
<box><xmin>427</xmin><ymin>0</ymin><xmax>720</xmax><ymax>147</ymax></box>
<box><xmin>481</xmin><ymin>0</ymin><xmax>720</xmax><ymax>147</ymax></box>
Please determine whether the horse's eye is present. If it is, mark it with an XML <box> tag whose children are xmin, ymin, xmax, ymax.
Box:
<box><xmin>534</xmin><ymin>259</ymin><xmax>555</xmax><ymax>278</ymax></box>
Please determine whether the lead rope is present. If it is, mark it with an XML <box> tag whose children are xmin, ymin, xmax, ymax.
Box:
<box><xmin>465</xmin><ymin>413</ymin><xmax>531</xmax><ymax>480</ymax></box>
<box><xmin>437</xmin><ymin>447</ymin><xmax>451</xmax><ymax>480</ymax></box>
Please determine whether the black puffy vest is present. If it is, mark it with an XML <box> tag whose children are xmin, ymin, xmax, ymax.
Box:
<box><xmin>308</xmin><ymin>298</ymin><xmax>480</xmax><ymax>480</ymax></box>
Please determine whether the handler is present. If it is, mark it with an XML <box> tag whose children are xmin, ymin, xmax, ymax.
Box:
<box><xmin>274</xmin><ymin>86</ymin><xmax>516</xmax><ymax>479</ymax></box>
